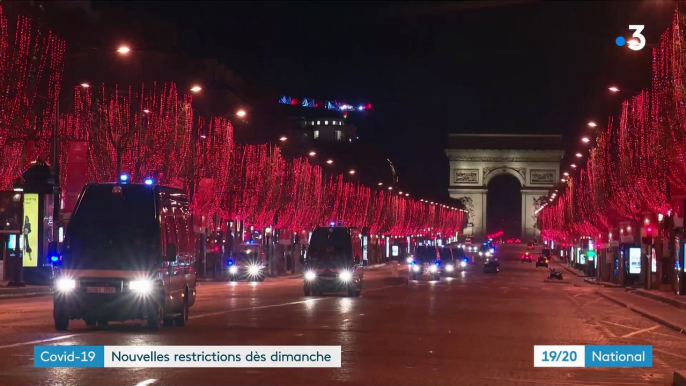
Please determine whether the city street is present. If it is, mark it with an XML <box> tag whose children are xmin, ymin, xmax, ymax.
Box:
<box><xmin>0</xmin><ymin>245</ymin><xmax>684</xmax><ymax>386</ymax></box>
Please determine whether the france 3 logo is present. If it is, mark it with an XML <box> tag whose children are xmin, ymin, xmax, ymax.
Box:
<box><xmin>616</xmin><ymin>25</ymin><xmax>646</xmax><ymax>51</ymax></box>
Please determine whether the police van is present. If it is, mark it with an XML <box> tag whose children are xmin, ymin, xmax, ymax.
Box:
<box><xmin>53</xmin><ymin>181</ymin><xmax>197</xmax><ymax>331</ymax></box>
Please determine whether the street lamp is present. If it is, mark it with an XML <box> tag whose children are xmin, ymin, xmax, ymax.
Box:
<box><xmin>378</xmin><ymin>182</ymin><xmax>383</xmax><ymax>186</ymax></box>
<box><xmin>279</xmin><ymin>136</ymin><xmax>287</xmax><ymax>142</ymax></box>
<box><xmin>608</xmin><ymin>86</ymin><xmax>620</xmax><ymax>93</ymax></box>
<box><xmin>575</xmin><ymin>152</ymin><xmax>583</xmax><ymax>158</ymax></box>
<box><xmin>236</xmin><ymin>109</ymin><xmax>247</xmax><ymax>118</ymax></box>
<box><xmin>116</xmin><ymin>45</ymin><xmax>131</xmax><ymax>55</ymax></box>
<box><xmin>587</xmin><ymin>121</ymin><xmax>597</xmax><ymax>128</ymax></box>
<box><xmin>349</xmin><ymin>169</ymin><xmax>355</xmax><ymax>175</ymax></box>
<box><xmin>190</xmin><ymin>85</ymin><xmax>202</xmax><ymax>93</ymax></box>
<box><xmin>570</xmin><ymin>164</ymin><xmax>577</xmax><ymax>168</ymax></box>
<box><xmin>581</xmin><ymin>137</ymin><xmax>590</xmax><ymax>143</ymax></box>
<box><xmin>563</xmin><ymin>172</ymin><xmax>569</xmax><ymax>176</ymax></box>
<box><xmin>308</xmin><ymin>151</ymin><xmax>316</xmax><ymax>156</ymax></box>
<box><xmin>80</xmin><ymin>83</ymin><xmax>90</xmax><ymax>88</ymax></box>
<box><xmin>326</xmin><ymin>159</ymin><xmax>334</xmax><ymax>164</ymax></box>
<box><xmin>143</xmin><ymin>109</ymin><xmax>150</xmax><ymax>114</ymax></box>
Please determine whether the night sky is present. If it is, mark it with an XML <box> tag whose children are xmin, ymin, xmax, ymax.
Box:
<box><xmin>47</xmin><ymin>1</ymin><xmax>681</xmax><ymax>215</ymax></box>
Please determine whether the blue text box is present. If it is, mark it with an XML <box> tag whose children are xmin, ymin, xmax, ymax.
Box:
<box><xmin>585</xmin><ymin>345</ymin><xmax>652</xmax><ymax>367</ymax></box>
<box><xmin>34</xmin><ymin>345</ymin><xmax>104</xmax><ymax>368</ymax></box>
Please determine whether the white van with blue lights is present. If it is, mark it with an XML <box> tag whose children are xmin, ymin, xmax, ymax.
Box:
<box><xmin>52</xmin><ymin>175</ymin><xmax>197</xmax><ymax>331</ymax></box>
<box><xmin>303</xmin><ymin>226</ymin><xmax>363</xmax><ymax>297</ymax></box>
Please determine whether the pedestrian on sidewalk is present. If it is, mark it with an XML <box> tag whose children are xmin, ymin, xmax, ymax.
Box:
<box><xmin>286</xmin><ymin>252</ymin><xmax>293</xmax><ymax>274</ymax></box>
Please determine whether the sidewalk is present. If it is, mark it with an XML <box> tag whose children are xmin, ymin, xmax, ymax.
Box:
<box><xmin>0</xmin><ymin>281</ymin><xmax>52</xmax><ymax>299</ymax></box>
<box><xmin>595</xmin><ymin>288</ymin><xmax>686</xmax><ymax>335</ymax></box>
<box><xmin>631</xmin><ymin>288</ymin><xmax>686</xmax><ymax>311</ymax></box>
<box><xmin>551</xmin><ymin>256</ymin><xmax>587</xmax><ymax>277</ymax></box>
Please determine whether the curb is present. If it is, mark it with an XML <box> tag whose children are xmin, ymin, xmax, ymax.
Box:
<box><xmin>631</xmin><ymin>290</ymin><xmax>686</xmax><ymax>312</ymax></box>
<box><xmin>0</xmin><ymin>288</ymin><xmax>52</xmax><ymax>300</ymax></box>
<box><xmin>584</xmin><ymin>278</ymin><xmax>624</xmax><ymax>288</ymax></box>
<box><xmin>674</xmin><ymin>370</ymin><xmax>686</xmax><ymax>386</ymax></box>
<box><xmin>595</xmin><ymin>291</ymin><xmax>686</xmax><ymax>335</ymax></box>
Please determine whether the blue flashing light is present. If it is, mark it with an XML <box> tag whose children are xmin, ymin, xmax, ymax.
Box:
<box><xmin>357</xmin><ymin>105</ymin><xmax>365</xmax><ymax>111</ymax></box>
<box><xmin>227</xmin><ymin>259</ymin><xmax>234</xmax><ymax>266</ymax></box>
<box><xmin>411</xmin><ymin>261</ymin><xmax>415</xmax><ymax>265</ymax></box>
<box><xmin>330</xmin><ymin>221</ymin><xmax>335</xmax><ymax>227</ymax></box>
<box><xmin>463</xmin><ymin>257</ymin><xmax>468</xmax><ymax>262</ymax></box>
<box><xmin>50</xmin><ymin>255</ymin><xmax>60</xmax><ymax>262</ymax></box>
<box><xmin>435</xmin><ymin>262</ymin><xmax>440</xmax><ymax>266</ymax></box>
<box><xmin>119</xmin><ymin>173</ymin><xmax>129</xmax><ymax>183</ymax></box>
<box><xmin>144</xmin><ymin>178</ymin><xmax>154</xmax><ymax>185</ymax></box>
<box><xmin>490</xmin><ymin>248</ymin><xmax>495</xmax><ymax>253</ymax></box>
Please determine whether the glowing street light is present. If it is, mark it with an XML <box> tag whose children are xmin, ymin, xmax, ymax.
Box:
<box><xmin>190</xmin><ymin>85</ymin><xmax>202</xmax><ymax>93</ymax></box>
<box><xmin>326</xmin><ymin>159</ymin><xmax>334</xmax><ymax>164</ymax></box>
<box><xmin>236</xmin><ymin>109</ymin><xmax>247</xmax><ymax>118</ymax></box>
<box><xmin>561</xmin><ymin>178</ymin><xmax>567</xmax><ymax>182</ymax></box>
<box><xmin>387</xmin><ymin>186</ymin><xmax>393</xmax><ymax>190</ymax></box>
<box><xmin>378</xmin><ymin>182</ymin><xmax>383</xmax><ymax>186</ymax></box>
<box><xmin>308</xmin><ymin>151</ymin><xmax>316</xmax><ymax>156</ymax></box>
<box><xmin>405</xmin><ymin>193</ymin><xmax>409</xmax><ymax>197</ymax></box>
<box><xmin>80</xmin><ymin>83</ymin><xmax>90</xmax><ymax>88</ymax></box>
<box><xmin>117</xmin><ymin>45</ymin><xmax>131</xmax><ymax>55</ymax></box>
<box><xmin>143</xmin><ymin>109</ymin><xmax>150</xmax><ymax>114</ymax></box>
<box><xmin>349</xmin><ymin>169</ymin><xmax>356</xmax><ymax>175</ymax></box>
<box><xmin>570</xmin><ymin>164</ymin><xmax>577</xmax><ymax>168</ymax></box>
<box><xmin>398</xmin><ymin>191</ymin><xmax>403</xmax><ymax>195</ymax></box>
<box><xmin>587</xmin><ymin>121</ymin><xmax>597</xmax><ymax>128</ymax></box>
<box><xmin>279</xmin><ymin>136</ymin><xmax>287</xmax><ymax>142</ymax></box>
<box><xmin>581</xmin><ymin>137</ymin><xmax>590</xmax><ymax>143</ymax></box>
<box><xmin>575</xmin><ymin>152</ymin><xmax>583</xmax><ymax>158</ymax></box>
<box><xmin>563</xmin><ymin>172</ymin><xmax>569</xmax><ymax>176</ymax></box>
<box><xmin>608</xmin><ymin>86</ymin><xmax>620</xmax><ymax>93</ymax></box>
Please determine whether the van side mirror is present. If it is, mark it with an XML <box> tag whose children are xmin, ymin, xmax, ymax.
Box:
<box><xmin>165</xmin><ymin>243</ymin><xmax>177</xmax><ymax>262</ymax></box>
<box><xmin>354</xmin><ymin>256</ymin><xmax>361</xmax><ymax>265</ymax></box>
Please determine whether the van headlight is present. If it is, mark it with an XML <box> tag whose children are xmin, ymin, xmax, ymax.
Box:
<box><xmin>429</xmin><ymin>265</ymin><xmax>438</xmax><ymax>273</ymax></box>
<box><xmin>229</xmin><ymin>266</ymin><xmax>238</xmax><ymax>274</ymax></box>
<box><xmin>129</xmin><ymin>279</ymin><xmax>153</xmax><ymax>294</ymax></box>
<box><xmin>304</xmin><ymin>271</ymin><xmax>317</xmax><ymax>281</ymax></box>
<box><xmin>339</xmin><ymin>271</ymin><xmax>352</xmax><ymax>282</ymax></box>
<box><xmin>56</xmin><ymin>278</ymin><xmax>76</xmax><ymax>292</ymax></box>
<box><xmin>406</xmin><ymin>257</ymin><xmax>414</xmax><ymax>263</ymax></box>
<box><xmin>486</xmin><ymin>252</ymin><xmax>491</xmax><ymax>257</ymax></box>
<box><xmin>479</xmin><ymin>252</ymin><xmax>483</xmax><ymax>256</ymax></box>
<box><xmin>460</xmin><ymin>261</ymin><xmax>467</xmax><ymax>268</ymax></box>
<box><xmin>248</xmin><ymin>265</ymin><xmax>262</xmax><ymax>276</ymax></box>
<box><xmin>445</xmin><ymin>264</ymin><xmax>454</xmax><ymax>272</ymax></box>
<box><xmin>412</xmin><ymin>264</ymin><xmax>420</xmax><ymax>272</ymax></box>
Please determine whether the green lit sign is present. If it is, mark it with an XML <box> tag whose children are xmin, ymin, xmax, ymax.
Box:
<box><xmin>587</xmin><ymin>250</ymin><xmax>596</xmax><ymax>260</ymax></box>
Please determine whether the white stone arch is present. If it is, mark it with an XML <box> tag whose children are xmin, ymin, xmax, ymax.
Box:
<box><xmin>445</xmin><ymin>134</ymin><xmax>564</xmax><ymax>240</ymax></box>
<box><xmin>482</xmin><ymin>166</ymin><xmax>525</xmax><ymax>187</ymax></box>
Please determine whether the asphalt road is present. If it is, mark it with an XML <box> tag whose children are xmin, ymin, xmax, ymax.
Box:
<box><xmin>0</xmin><ymin>244</ymin><xmax>684</xmax><ymax>386</ymax></box>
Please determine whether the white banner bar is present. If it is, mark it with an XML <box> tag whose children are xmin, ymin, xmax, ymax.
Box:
<box><xmin>104</xmin><ymin>346</ymin><xmax>341</xmax><ymax>368</ymax></box>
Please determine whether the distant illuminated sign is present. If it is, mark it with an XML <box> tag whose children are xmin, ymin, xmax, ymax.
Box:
<box><xmin>651</xmin><ymin>248</ymin><xmax>657</xmax><ymax>273</ymax></box>
<box><xmin>587</xmin><ymin>250</ymin><xmax>596</xmax><ymax>260</ymax></box>
<box><xmin>391</xmin><ymin>245</ymin><xmax>399</xmax><ymax>257</ymax></box>
<box><xmin>629</xmin><ymin>247</ymin><xmax>641</xmax><ymax>274</ymax></box>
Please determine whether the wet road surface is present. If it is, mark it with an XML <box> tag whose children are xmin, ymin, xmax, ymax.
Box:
<box><xmin>0</xmin><ymin>244</ymin><xmax>684</xmax><ymax>386</ymax></box>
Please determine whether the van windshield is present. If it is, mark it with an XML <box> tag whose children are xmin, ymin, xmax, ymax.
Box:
<box><xmin>63</xmin><ymin>185</ymin><xmax>160</xmax><ymax>271</ymax></box>
<box><xmin>307</xmin><ymin>227</ymin><xmax>352</xmax><ymax>263</ymax></box>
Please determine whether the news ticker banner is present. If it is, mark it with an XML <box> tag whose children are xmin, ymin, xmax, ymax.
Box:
<box><xmin>534</xmin><ymin>345</ymin><xmax>652</xmax><ymax>368</ymax></box>
<box><xmin>35</xmin><ymin>346</ymin><xmax>341</xmax><ymax>368</ymax></box>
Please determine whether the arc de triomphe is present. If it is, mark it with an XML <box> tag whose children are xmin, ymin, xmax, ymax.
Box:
<box><xmin>445</xmin><ymin>134</ymin><xmax>564</xmax><ymax>240</ymax></box>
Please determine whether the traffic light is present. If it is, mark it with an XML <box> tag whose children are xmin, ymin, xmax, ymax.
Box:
<box><xmin>642</xmin><ymin>227</ymin><xmax>653</xmax><ymax>245</ymax></box>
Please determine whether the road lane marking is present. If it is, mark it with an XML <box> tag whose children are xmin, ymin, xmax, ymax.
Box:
<box><xmin>0</xmin><ymin>334</ymin><xmax>82</xmax><ymax>349</ymax></box>
<box><xmin>134</xmin><ymin>380</ymin><xmax>157</xmax><ymax>386</ymax></box>
<box><xmin>621</xmin><ymin>325</ymin><xmax>661</xmax><ymax>338</ymax></box>
<box><xmin>654</xmin><ymin>347</ymin><xmax>686</xmax><ymax>359</ymax></box>
<box><xmin>190</xmin><ymin>284</ymin><xmax>402</xmax><ymax>320</ymax></box>
<box><xmin>189</xmin><ymin>299</ymin><xmax>329</xmax><ymax>319</ymax></box>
